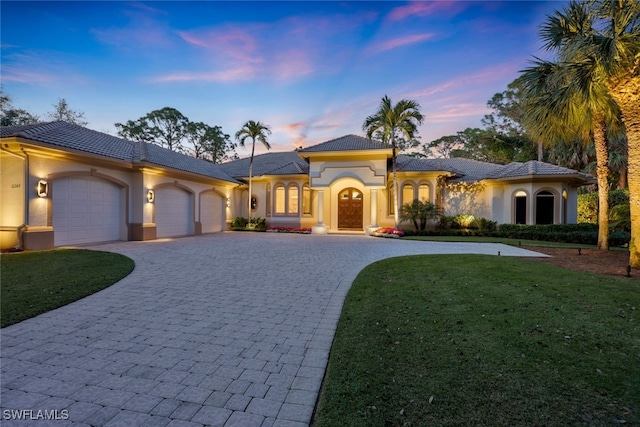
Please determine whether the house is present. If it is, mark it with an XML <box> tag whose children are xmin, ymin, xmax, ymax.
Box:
<box><xmin>1</xmin><ymin>122</ymin><xmax>594</xmax><ymax>250</ymax></box>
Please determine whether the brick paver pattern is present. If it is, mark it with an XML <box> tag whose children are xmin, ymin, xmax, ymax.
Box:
<box><xmin>1</xmin><ymin>233</ymin><xmax>544</xmax><ymax>426</ymax></box>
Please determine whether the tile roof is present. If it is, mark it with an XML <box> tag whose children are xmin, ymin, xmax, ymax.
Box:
<box><xmin>396</xmin><ymin>155</ymin><xmax>465</xmax><ymax>174</ymax></box>
<box><xmin>488</xmin><ymin>160</ymin><xmax>592</xmax><ymax>179</ymax></box>
<box><xmin>299</xmin><ymin>134</ymin><xmax>388</xmax><ymax>152</ymax></box>
<box><xmin>2</xmin><ymin>121</ymin><xmax>134</xmax><ymax>161</ymax></box>
<box><xmin>2</xmin><ymin>125</ymin><xmax>593</xmax><ymax>185</ymax></box>
<box><xmin>143</xmin><ymin>143</ymin><xmax>240</xmax><ymax>183</ymax></box>
<box><xmin>1</xmin><ymin>121</ymin><xmax>240</xmax><ymax>184</ymax></box>
<box><xmin>219</xmin><ymin>151</ymin><xmax>309</xmax><ymax>178</ymax></box>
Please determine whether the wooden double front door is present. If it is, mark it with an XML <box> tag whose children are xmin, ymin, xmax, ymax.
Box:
<box><xmin>338</xmin><ymin>188</ymin><xmax>363</xmax><ymax>229</ymax></box>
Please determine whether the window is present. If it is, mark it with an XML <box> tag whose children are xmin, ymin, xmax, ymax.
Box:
<box><xmin>402</xmin><ymin>183</ymin><xmax>414</xmax><ymax>204</ymax></box>
<box><xmin>418</xmin><ymin>184</ymin><xmax>430</xmax><ymax>203</ymax></box>
<box><xmin>288</xmin><ymin>184</ymin><xmax>299</xmax><ymax>214</ymax></box>
<box><xmin>302</xmin><ymin>185</ymin><xmax>311</xmax><ymax>215</ymax></box>
<box><xmin>515</xmin><ymin>190</ymin><xmax>527</xmax><ymax>224</ymax></box>
<box><xmin>388</xmin><ymin>182</ymin><xmax>395</xmax><ymax>215</ymax></box>
<box><xmin>273</xmin><ymin>183</ymin><xmax>301</xmax><ymax>216</ymax></box>
<box><xmin>275</xmin><ymin>185</ymin><xmax>286</xmax><ymax>214</ymax></box>
<box><xmin>535</xmin><ymin>191</ymin><xmax>555</xmax><ymax>224</ymax></box>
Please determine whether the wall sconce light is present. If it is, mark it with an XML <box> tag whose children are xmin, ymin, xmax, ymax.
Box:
<box><xmin>146</xmin><ymin>189</ymin><xmax>155</xmax><ymax>203</ymax></box>
<box><xmin>36</xmin><ymin>180</ymin><xmax>48</xmax><ymax>198</ymax></box>
<box><xmin>226</xmin><ymin>197</ymin><xmax>231</xmax><ymax>208</ymax></box>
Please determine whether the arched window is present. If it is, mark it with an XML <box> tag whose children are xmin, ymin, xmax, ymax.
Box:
<box><xmin>515</xmin><ymin>190</ymin><xmax>527</xmax><ymax>224</ymax></box>
<box><xmin>273</xmin><ymin>183</ymin><xmax>301</xmax><ymax>216</ymax></box>
<box><xmin>266</xmin><ymin>184</ymin><xmax>271</xmax><ymax>216</ymax></box>
<box><xmin>535</xmin><ymin>190</ymin><xmax>555</xmax><ymax>224</ymax></box>
<box><xmin>418</xmin><ymin>183</ymin><xmax>430</xmax><ymax>203</ymax></box>
<box><xmin>288</xmin><ymin>184</ymin><xmax>299</xmax><ymax>214</ymax></box>
<box><xmin>402</xmin><ymin>183</ymin><xmax>414</xmax><ymax>204</ymax></box>
<box><xmin>302</xmin><ymin>184</ymin><xmax>311</xmax><ymax>215</ymax></box>
<box><xmin>274</xmin><ymin>185</ymin><xmax>286</xmax><ymax>214</ymax></box>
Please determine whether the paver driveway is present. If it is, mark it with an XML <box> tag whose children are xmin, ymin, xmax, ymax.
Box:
<box><xmin>1</xmin><ymin>233</ymin><xmax>545</xmax><ymax>426</ymax></box>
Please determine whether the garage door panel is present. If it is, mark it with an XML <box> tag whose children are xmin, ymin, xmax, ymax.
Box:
<box><xmin>201</xmin><ymin>192</ymin><xmax>223</xmax><ymax>234</ymax></box>
<box><xmin>53</xmin><ymin>176</ymin><xmax>123</xmax><ymax>246</ymax></box>
<box><xmin>155</xmin><ymin>187</ymin><xmax>191</xmax><ymax>238</ymax></box>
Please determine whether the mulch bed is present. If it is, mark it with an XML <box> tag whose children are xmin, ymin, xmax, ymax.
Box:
<box><xmin>524</xmin><ymin>246</ymin><xmax>639</xmax><ymax>282</ymax></box>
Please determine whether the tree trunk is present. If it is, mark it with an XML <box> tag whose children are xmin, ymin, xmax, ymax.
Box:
<box><xmin>392</xmin><ymin>142</ymin><xmax>400</xmax><ymax>229</ymax></box>
<box><xmin>593</xmin><ymin>119</ymin><xmax>610</xmax><ymax>251</ymax></box>
<box><xmin>609</xmin><ymin>74</ymin><xmax>640</xmax><ymax>267</ymax></box>
<box><xmin>248</xmin><ymin>140</ymin><xmax>255</xmax><ymax>223</ymax></box>
<box><xmin>537</xmin><ymin>140</ymin><xmax>543</xmax><ymax>161</ymax></box>
<box><xmin>617</xmin><ymin>166</ymin><xmax>627</xmax><ymax>189</ymax></box>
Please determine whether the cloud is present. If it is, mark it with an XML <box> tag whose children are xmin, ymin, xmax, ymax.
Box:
<box><xmin>152</xmin><ymin>9</ymin><xmax>376</xmax><ymax>85</ymax></box>
<box><xmin>151</xmin><ymin>67</ymin><xmax>256</xmax><ymax>83</ymax></box>
<box><xmin>367</xmin><ymin>33</ymin><xmax>436</xmax><ymax>55</ymax></box>
<box><xmin>0</xmin><ymin>66</ymin><xmax>56</xmax><ymax>84</ymax></box>
<box><xmin>387</xmin><ymin>1</ymin><xmax>468</xmax><ymax>21</ymax></box>
<box><xmin>406</xmin><ymin>61</ymin><xmax>522</xmax><ymax>100</ymax></box>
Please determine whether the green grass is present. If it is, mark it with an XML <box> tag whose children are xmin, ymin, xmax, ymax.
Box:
<box><xmin>314</xmin><ymin>255</ymin><xmax>639</xmax><ymax>427</ymax></box>
<box><xmin>1</xmin><ymin>249</ymin><xmax>134</xmax><ymax>327</ymax></box>
<box><xmin>404</xmin><ymin>235</ymin><xmax>629</xmax><ymax>251</ymax></box>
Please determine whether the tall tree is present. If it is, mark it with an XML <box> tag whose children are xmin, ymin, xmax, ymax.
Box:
<box><xmin>47</xmin><ymin>98</ymin><xmax>88</xmax><ymax>126</ymax></box>
<box><xmin>520</xmin><ymin>0</ymin><xmax>638</xmax><ymax>259</ymax></box>
<box><xmin>0</xmin><ymin>89</ymin><xmax>40</xmax><ymax>126</ymax></box>
<box><xmin>235</xmin><ymin>120</ymin><xmax>271</xmax><ymax>222</ymax></box>
<box><xmin>363</xmin><ymin>95</ymin><xmax>424</xmax><ymax>228</ymax></box>
<box><xmin>483</xmin><ymin>77</ymin><xmax>544</xmax><ymax>160</ymax></box>
<box><xmin>116</xmin><ymin>107</ymin><xmax>189</xmax><ymax>152</ymax></box>
<box><xmin>185</xmin><ymin>122</ymin><xmax>238</xmax><ymax>164</ymax></box>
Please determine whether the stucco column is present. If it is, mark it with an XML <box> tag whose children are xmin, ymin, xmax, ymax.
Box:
<box><xmin>312</xmin><ymin>189</ymin><xmax>328</xmax><ymax>234</ymax></box>
<box><xmin>365</xmin><ymin>188</ymin><xmax>380</xmax><ymax>235</ymax></box>
<box><xmin>369</xmin><ymin>188</ymin><xmax>378</xmax><ymax>228</ymax></box>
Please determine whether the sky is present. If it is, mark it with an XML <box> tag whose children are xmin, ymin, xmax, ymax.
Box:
<box><xmin>1</xmin><ymin>1</ymin><xmax>566</xmax><ymax>156</ymax></box>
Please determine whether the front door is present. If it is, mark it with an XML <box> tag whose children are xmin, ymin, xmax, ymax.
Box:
<box><xmin>338</xmin><ymin>188</ymin><xmax>363</xmax><ymax>229</ymax></box>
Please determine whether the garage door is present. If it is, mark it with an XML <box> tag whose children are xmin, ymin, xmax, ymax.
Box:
<box><xmin>201</xmin><ymin>192</ymin><xmax>224</xmax><ymax>233</ymax></box>
<box><xmin>155</xmin><ymin>187</ymin><xmax>192</xmax><ymax>238</ymax></box>
<box><xmin>53</xmin><ymin>176</ymin><xmax>123</xmax><ymax>246</ymax></box>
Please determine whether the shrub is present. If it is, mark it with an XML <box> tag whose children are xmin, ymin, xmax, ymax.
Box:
<box><xmin>400</xmin><ymin>200</ymin><xmax>440</xmax><ymax>230</ymax></box>
<box><xmin>248</xmin><ymin>217</ymin><xmax>267</xmax><ymax>232</ymax></box>
<box><xmin>453</xmin><ymin>214</ymin><xmax>476</xmax><ymax>229</ymax></box>
<box><xmin>496</xmin><ymin>223</ymin><xmax>629</xmax><ymax>246</ymax></box>
<box><xmin>231</xmin><ymin>217</ymin><xmax>248</xmax><ymax>230</ymax></box>
<box><xmin>577</xmin><ymin>189</ymin><xmax>630</xmax><ymax>224</ymax></box>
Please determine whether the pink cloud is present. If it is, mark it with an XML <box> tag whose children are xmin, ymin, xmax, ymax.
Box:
<box><xmin>151</xmin><ymin>66</ymin><xmax>256</xmax><ymax>83</ymax></box>
<box><xmin>0</xmin><ymin>66</ymin><xmax>56</xmax><ymax>83</ymax></box>
<box><xmin>368</xmin><ymin>33</ymin><xmax>436</xmax><ymax>55</ymax></box>
<box><xmin>406</xmin><ymin>61</ymin><xmax>522</xmax><ymax>100</ymax></box>
<box><xmin>178</xmin><ymin>27</ymin><xmax>261</xmax><ymax>63</ymax></box>
<box><xmin>388</xmin><ymin>1</ymin><xmax>468</xmax><ymax>21</ymax></box>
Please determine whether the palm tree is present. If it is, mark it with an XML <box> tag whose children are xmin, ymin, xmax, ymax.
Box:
<box><xmin>235</xmin><ymin>120</ymin><xmax>271</xmax><ymax>222</ymax></box>
<box><xmin>363</xmin><ymin>96</ymin><xmax>424</xmax><ymax>228</ymax></box>
<box><xmin>520</xmin><ymin>0</ymin><xmax>638</xmax><ymax>256</ymax></box>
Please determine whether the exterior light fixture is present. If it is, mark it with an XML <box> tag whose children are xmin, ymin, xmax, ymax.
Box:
<box><xmin>147</xmin><ymin>189</ymin><xmax>155</xmax><ymax>203</ymax></box>
<box><xmin>36</xmin><ymin>180</ymin><xmax>48</xmax><ymax>198</ymax></box>
<box><xmin>226</xmin><ymin>197</ymin><xmax>231</xmax><ymax>208</ymax></box>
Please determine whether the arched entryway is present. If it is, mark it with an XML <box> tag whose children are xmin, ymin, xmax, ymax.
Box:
<box><xmin>338</xmin><ymin>188</ymin><xmax>363</xmax><ymax>229</ymax></box>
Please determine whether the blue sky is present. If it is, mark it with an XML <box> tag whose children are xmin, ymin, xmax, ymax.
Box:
<box><xmin>1</xmin><ymin>1</ymin><xmax>564</xmax><ymax>155</ymax></box>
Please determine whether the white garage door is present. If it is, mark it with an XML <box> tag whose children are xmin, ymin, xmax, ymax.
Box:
<box><xmin>53</xmin><ymin>176</ymin><xmax>122</xmax><ymax>246</ymax></box>
<box><xmin>155</xmin><ymin>187</ymin><xmax>191</xmax><ymax>238</ymax></box>
<box><xmin>201</xmin><ymin>192</ymin><xmax>224</xmax><ymax>234</ymax></box>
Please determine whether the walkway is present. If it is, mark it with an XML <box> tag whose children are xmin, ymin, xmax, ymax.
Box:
<box><xmin>1</xmin><ymin>233</ymin><xmax>544</xmax><ymax>426</ymax></box>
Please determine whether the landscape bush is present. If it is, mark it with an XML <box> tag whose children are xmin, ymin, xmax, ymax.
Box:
<box><xmin>497</xmin><ymin>223</ymin><xmax>630</xmax><ymax>246</ymax></box>
<box><xmin>231</xmin><ymin>216</ymin><xmax>267</xmax><ymax>231</ymax></box>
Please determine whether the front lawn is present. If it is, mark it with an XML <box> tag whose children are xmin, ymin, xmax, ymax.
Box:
<box><xmin>1</xmin><ymin>249</ymin><xmax>134</xmax><ymax>327</ymax></box>
<box><xmin>314</xmin><ymin>255</ymin><xmax>639</xmax><ymax>426</ymax></box>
